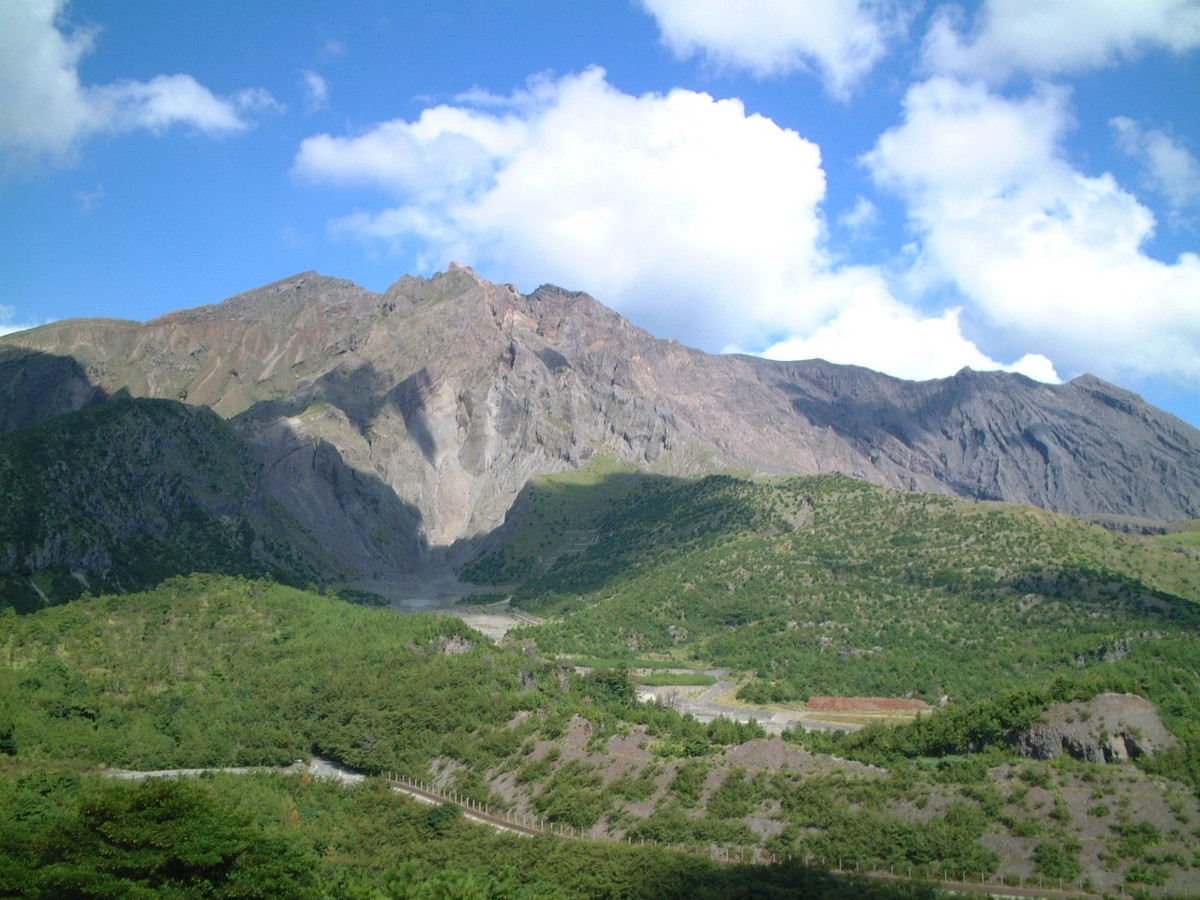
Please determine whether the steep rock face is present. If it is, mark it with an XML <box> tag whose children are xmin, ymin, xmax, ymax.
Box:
<box><xmin>752</xmin><ymin>362</ymin><xmax>1200</xmax><ymax>519</ymax></box>
<box><xmin>1011</xmin><ymin>693</ymin><xmax>1177</xmax><ymax>762</ymax></box>
<box><xmin>2</xmin><ymin>265</ymin><xmax>1198</xmax><ymax>579</ymax></box>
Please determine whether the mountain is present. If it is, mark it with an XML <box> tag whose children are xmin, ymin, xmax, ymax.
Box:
<box><xmin>1</xmin><ymin>265</ymin><xmax>1197</xmax><ymax>583</ymax></box>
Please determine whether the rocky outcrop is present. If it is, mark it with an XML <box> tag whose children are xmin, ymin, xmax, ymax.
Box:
<box><xmin>2</xmin><ymin>265</ymin><xmax>1198</xmax><ymax>580</ymax></box>
<box><xmin>1011</xmin><ymin>693</ymin><xmax>1177</xmax><ymax>762</ymax></box>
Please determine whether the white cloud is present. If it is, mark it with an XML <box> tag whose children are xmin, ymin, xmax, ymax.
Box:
<box><xmin>1112</xmin><ymin>117</ymin><xmax>1200</xmax><ymax>216</ymax></box>
<box><xmin>89</xmin><ymin>75</ymin><xmax>270</xmax><ymax>135</ymax></box>
<box><xmin>297</xmin><ymin>69</ymin><xmax>1063</xmax><ymax>385</ymax></box>
<box><xmin>924</xmin><ymin>0</ymin><xmax>1200</xmax><ymax>82</ymax></box>
<box><xmin>837</xmin><ymin>195</ymin><xmax>882</xmax><ymax>239</ymax></box>
<box><xmin>761</xmin><ymin>303</ymin><xmax>1060</xmax><ymax>382</ymax></box>
<box><xmin>302</xmin><ymin>70</ymin><xmax>329</xmax><ymax>112</ymax></box>
<box><xmin>297</xmin><ymin>67</ymin><xmax>837</xmax><ymax>351</ymax></box>
<box><xmin>865</xmin><ymin>76</ymin><xmax>1200</xmax><ymax>383</ymax></box>
<box><xmin>0</xmin><ymin>0</ymin><xmax>98</xmax><ymax>164</ymax></box>
<box><xmin>0</xmin><ymin>0</ymin><xmax>276</xmax><ymax>168</ymax></box>
<box><xmin>638</xmin><ymin>0</ymin><xmax>911</xmax><ymax>97</ymax></box>
<box><xmin>75</xmin><ymin>182</ymin><xmax>104</xmax><ymax>213</ymax></box>
<box><xmin>756</xmin><ymin>271</ymin><xmax>1060</xmax><ymax>382</ymax></box>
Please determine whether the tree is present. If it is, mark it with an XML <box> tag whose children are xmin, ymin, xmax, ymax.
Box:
<box><xmin>34</xmin><ymin>778</ymin><xmax>318</xmax><ymax>898</ymax></box>
<box><xmin>583</xmin><ymin>667</ymin><xmax>635</xmax><ymax>707</ymax></box>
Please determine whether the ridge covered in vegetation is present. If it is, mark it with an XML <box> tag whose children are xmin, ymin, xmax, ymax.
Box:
<box><xmin>5</xmin><ymin>571</ymin><xmax>1200</xmax><ymax>895</ymax></box>
<box><xmin>5</xmin><ymin>459</ymin><xmax>1200</xmax><ymax>894</ymax></box>
<box><xmin>0</xmin><ymin>399</ymin><xmax>335</xmax><ymax>612</ymax></box>
<box><xmin>467</xmin><ymin>470</ymin><xmax>1200</xmax><ymax>719</ymax></box>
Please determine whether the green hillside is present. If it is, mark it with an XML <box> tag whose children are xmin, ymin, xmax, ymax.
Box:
<box><xmin>466</xmin><ymin>471</ymin><xmax>1200</xmax><ymax>717</ymax></box>
<box><xmin>0</xmin><ymin>575</ymin><xmax>952</xmax><ymax>898</ymax></box>
<box><xmin>5</xmin><ymin>453</ymin><xmax>1200</xmax><ymax>894</ymax></box>
<box><xmin>6</xmin><ymin>574</ymin><xmax>1200</xmax><ymax>895</ymax></box>
<box><xmin>0</xmin><ymin>770</ymin><xmax>950</xmax><ymax>900</ymax></box>
<box><xmin>0</xmin><ymin>574</ymin><xmax>566</xmax><ymax>774</ymax></box>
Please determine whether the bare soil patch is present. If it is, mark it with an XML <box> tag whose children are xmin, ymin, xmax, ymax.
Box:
<box><xmin>806</xmin><ymin>696</ymin><xmax>931</xmax><ymax>711</ymax></box>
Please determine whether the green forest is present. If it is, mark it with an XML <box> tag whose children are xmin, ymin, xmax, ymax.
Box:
<box><xmin>3</xmin><ymin>463</ymin><xmax>1200</xmax><ymax>896</ymax></box>
<box><xmin>0</xmin><ymin>399</ymin><xmax>331</xmax><ymax>612</ymax></box>
<box><xmin>3</xmin><ymin>574</ymin><xmax>952</xmax><ymax>898</ymax></box>
<box><xmin>469</xmin><ymin>471</ymin><xmax>1200</xmax><ymax>718</ymax></box>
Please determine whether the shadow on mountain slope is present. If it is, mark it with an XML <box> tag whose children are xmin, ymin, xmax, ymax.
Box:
<box><xmin>453</xmin><ymin>470</ymin><xmax>775</xmax><ymax>595</ymax></box>
<box><xmin>0</xmin><ymin>347</ymin><xmax>109</xmax><ymax>434</ymax></box>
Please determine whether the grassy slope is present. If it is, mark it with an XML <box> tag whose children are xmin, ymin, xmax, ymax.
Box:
<box><xmin>5</xmin><ymin>573</ymin><xmax>1200</xmax><ymax>894</ymax></box>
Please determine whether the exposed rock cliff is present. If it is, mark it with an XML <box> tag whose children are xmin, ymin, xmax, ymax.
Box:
<box><xmin>1011</xmin><ymin>693</ymin><xmax>1177</xmax><ymax>762</ymax></box>
<box><xmin>2</xmin><ymin>265</ymin><xmax>1198</xmax><ymax>579</ymax></box>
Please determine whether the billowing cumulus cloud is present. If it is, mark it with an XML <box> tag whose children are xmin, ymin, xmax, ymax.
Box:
<box><xmin>865</xmin><ymin>76</ymin><xmax>1200</xmax><ymax>383</ymax></box>
<box><xmin>637</xmin><ymin>0</ymin><xmax>911</xmax><ymax>97</ymax></box>
<box><xmin>924</xmin><ymin>0</ymin><xmax>1200</xmax><ymax>82</ymax></box>
<box><xmin>753</xmin><ymin>267</ymin><xmax>1060</xmax><ymax>382</ymax></box>
<box><xmin>296</xmin><ymin>67</ymin><xmax>1052</xmax><ymax>382</ymax></box>
<box><xmin>297</xmin><ymin>67</ymin><xmax>830</xmax><ymax>350</ymax></box>
<box><xmin>761</xmin><ymin>300</ymin><xmax>1059</xmax><ymax>382</ymax></box>
<box><xmin>0</xmin><ymin>0</ymin><xmax>276</xmax><ymax>168</ymax></box>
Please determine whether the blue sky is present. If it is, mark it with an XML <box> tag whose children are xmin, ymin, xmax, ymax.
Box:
<box><xmin>3</xmin><ymin>1</ymin><xmax>1199</xmax><ymax>428</ymax></box>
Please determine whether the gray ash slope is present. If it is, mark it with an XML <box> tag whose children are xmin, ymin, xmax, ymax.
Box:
<box><xmin>1</xmin><ymin>265</ymin><xmax>1196</xmax><ymax>580</ymax></box>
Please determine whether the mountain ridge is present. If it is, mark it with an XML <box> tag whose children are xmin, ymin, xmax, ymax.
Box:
<box><xmin>1</xmin><ymin>266</ymin><xmax>1197</xmax><ymax>582</ymax></box>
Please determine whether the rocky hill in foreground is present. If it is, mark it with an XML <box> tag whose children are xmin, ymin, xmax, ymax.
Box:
<box><xmin>1</xmin><ymin>265</ymin><xmax>1197</xmax><ymax>580</ymax></box>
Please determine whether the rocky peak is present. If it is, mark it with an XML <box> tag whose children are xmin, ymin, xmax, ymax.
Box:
<box><xmin>156</xmin><ymin>272</ymin><xmax>376</xmax><ymax>326</ymax></box>
<box><xmin>1</xmin><ymin>266</ymin><xmax>1198</xmax><ymax>579</ymax></box>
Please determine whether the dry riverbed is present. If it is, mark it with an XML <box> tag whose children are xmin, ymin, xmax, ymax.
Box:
<box><xmin>346</xmin><ymin>572</ymin><xmax>535</xmax><ymax>641</ymax></box>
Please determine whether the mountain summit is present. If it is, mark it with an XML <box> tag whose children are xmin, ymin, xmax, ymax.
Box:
<box><xmin>2</xmin><ymin>266</ymin><xmax>1198</xmax><ymax>579</ymax></box>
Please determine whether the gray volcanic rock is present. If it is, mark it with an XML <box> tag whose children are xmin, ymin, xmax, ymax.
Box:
<box><xmin>2</xmin><ymin>265</ymin><xmax>1198</xmax><ymax>579</ymax></box>
<box><xmin>1011</xmin><ymin>693</ymin><xmax>1177</xmax><ymax>762</ymax></box>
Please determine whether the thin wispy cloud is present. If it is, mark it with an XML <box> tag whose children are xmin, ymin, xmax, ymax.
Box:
<box><xmin>1112</xmin><ymin>117</ymin><xmax>1200</xmax><ymax>220</ymax></box>
<box><xmin>302</xmin><ymin>70</ymin><xmax>330</xmax><ymax>113</ymax></box>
